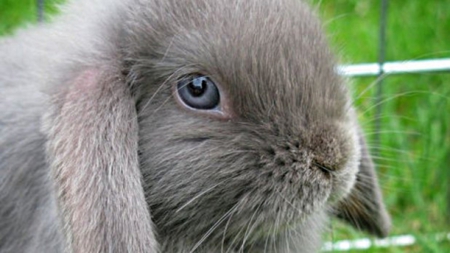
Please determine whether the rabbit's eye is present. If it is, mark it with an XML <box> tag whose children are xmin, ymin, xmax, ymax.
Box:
<box><xmin>177</xmin><ymin>75</ymin><xmax>220</xmax><ymax>110</ymax></box>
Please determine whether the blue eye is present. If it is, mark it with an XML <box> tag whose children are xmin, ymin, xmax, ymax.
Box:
<box><xmin>177</xmin><ymin>75</ymin><xmax>220</xmax><ymax>110</ymax></box>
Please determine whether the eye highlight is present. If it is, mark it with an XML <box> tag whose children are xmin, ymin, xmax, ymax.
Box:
<box><xmin>177</xmin><ymin>75</ymin><xmax>220</xmax><ymax>110</ymax></box>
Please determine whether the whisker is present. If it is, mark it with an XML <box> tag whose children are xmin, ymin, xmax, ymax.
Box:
<box><xmin>351</xmin><ymin>73</ymin><xmax>388</xmax><ymax>107</ymax></box>
<box><xmin>141</xmin><ymin>66</ymin><xmax>189</xmax><ymax>112</ymax></box>
<box><xmin>176</xmin><ymin>183</ymin><xmax>221</xmax><ymax>213</ymax></box>
<box><xmin>359</xmin><ymin>91</ymin><xmax>425</xmax><ymax>117</ymax></box>
<box><xmin>189</xmin><ymin>202</ymin><xmax>240</xmax><ymax>253</ymax></box>
<box><xmin>275</xmin><ymin>190</ymin><xmax>302</xmax><ymax>216</ymax></box>
<box><xmin>240</xmin><ymin>202</ymin><xmax>263</xmax><ymax>251</ymax></box>
<box><xmin>221</xmin><ymin>202</ymin><xmax>237</xmax><ymax>253</ymax></box>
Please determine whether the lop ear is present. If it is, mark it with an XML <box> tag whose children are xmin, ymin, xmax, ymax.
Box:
<box><xmin>333</xmin><ymin>127</ymin><xmax>391</xmax><ymax>237</ymax></box>
<box><xmin>44</xmin><ymin>67</ymin><xmax>158</xmax><ymax>252</ymax></box>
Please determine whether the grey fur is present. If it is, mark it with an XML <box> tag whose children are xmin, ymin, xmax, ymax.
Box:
<box><xmin>0</xmin><ymin>0</ymin><xmax>390</xmax><ymax>252</ymax></box>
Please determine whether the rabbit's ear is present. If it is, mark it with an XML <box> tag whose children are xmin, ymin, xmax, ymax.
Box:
<box><xmin>333</xmin><ymin>128</ymin><xmax>391</xmax><ymax>237</ymax></box>
<box><xmin>45</xmin><ymin>68</ymin><xmax>158</xmax><ymax>252</ymax></box>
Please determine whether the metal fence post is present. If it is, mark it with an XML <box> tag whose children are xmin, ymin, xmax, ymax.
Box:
<box><xmin>447</xmin><ymin>137</ymin><xmax>450</xmax><ymax>224</ymax></box>
<box><xmin>374</xmin><ymin>0</ymin><xmax>389</xmax><ymax>159</ymax></box>
<box><xmin>37</xmin><ymin>0</ymin><xmax>45</xmax><ymax>23</ymax></box>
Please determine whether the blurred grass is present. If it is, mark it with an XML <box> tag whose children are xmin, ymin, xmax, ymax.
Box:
<box><xmin>0</xmin><ymin>0</ymin><xmax>65</xmax><ymax>35</ymax></box>
<box><xmin>1</xmin><ymin>0</ymin><xmax>449</xmax><ymax>252</ymax></box>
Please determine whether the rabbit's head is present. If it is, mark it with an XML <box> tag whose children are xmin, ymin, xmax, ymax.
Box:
<box><xmin>44</xmin><ymin>0</ymin><xmax>390</xmax><ymax>251</ymax></box>
<box><xmin>122</xmin><ymin>0</ymin><xmax>390</xmax><ymax>247</ymax></box>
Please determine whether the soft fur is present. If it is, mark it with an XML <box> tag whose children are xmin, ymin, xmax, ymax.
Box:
<box><xmin>0</xmin><ymin>0</ymin><xmax>390</xmax><ymax>252</ymax></box>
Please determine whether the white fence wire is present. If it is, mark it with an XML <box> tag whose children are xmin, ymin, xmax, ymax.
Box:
<box><xmin>323</xmin><ymin>233</ymin><xmax>450</xmax><ymax>252</ymax></box>
<box><xmin>338</xmin><ymin>58</ymin><xmax>450</xmax><ymax>77</ymax></box>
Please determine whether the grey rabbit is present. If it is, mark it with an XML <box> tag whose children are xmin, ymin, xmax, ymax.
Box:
<box><xmin>0</xmin><ymin>0</ymin><xmax>391</xmax><ymax>252</ymax></box>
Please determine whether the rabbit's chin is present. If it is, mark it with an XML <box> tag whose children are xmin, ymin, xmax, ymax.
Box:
<box><xmin>152</xmin><ymin>167</ymin><xmax>334</xmax><ymax>250</ymax></box>
<box><xmin>227</xmin><ymin>170</ymin><xmax>332</xmax><ymax>237</ymax></box>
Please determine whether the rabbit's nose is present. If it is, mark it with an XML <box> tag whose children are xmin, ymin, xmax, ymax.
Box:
<box><xmin>266</xmin><ymin>137</ymin><xmax>342</xmax><ymax>175</ymax></box>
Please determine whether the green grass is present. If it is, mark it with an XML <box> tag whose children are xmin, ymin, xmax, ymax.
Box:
<box><xmin>1</xmin><ymin>0</ymin><xmax>449</xmax><ymax>252</ymax></box>
<box><xmin>0</xmin><ymin>0</ymin><xmax>64</xmax><ymax>35</ymax></box>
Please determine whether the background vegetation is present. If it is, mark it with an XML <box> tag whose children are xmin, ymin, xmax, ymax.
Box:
<box><xmin>1</xmin><ymin>0</ymin><xmax>448</xmax><ymax>252</ymax></box>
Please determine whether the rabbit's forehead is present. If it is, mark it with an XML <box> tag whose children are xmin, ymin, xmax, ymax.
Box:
<box><xmin>124</xmin><ymin>0</ymin><xmax>350</xmax><ymax>126</ymax></box>
<box><xmin>134</xmin><ymin>0</ymin><xmax>349</xmax><ymax>122</ymax></box>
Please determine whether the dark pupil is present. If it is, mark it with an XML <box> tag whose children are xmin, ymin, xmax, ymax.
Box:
<box><xmin>188</xmin><ymin>77</ymin><xmax>207</xmax><ymax>97</ymax></box>
<box><xmin>177</xmin><ymin>75</ymin><xmax>220</xmax><ymax>110</ymax></box>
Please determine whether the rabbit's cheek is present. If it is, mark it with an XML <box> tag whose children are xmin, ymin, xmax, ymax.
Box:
<box><xmin>325</xmin><ymin>125</ymin><xmax>361</xmax><ymax>203</ymax></box>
